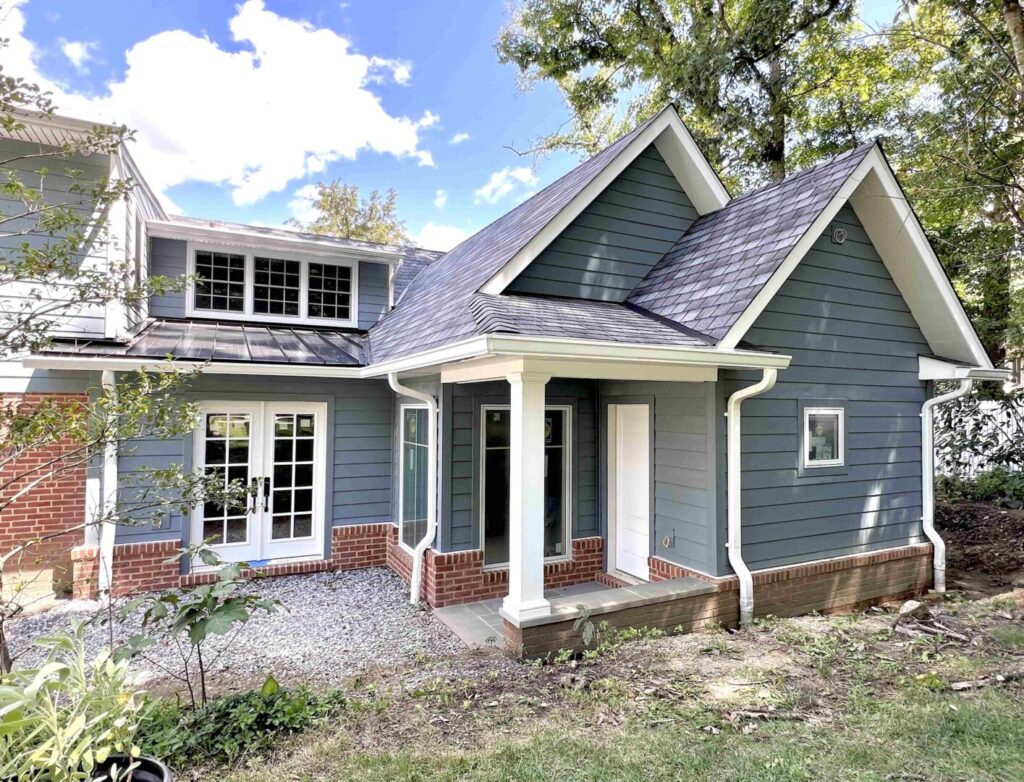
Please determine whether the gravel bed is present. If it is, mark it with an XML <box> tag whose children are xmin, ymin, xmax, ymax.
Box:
<box><xmin>7</xmin><ymin>567</ymin><xmax>464</xmax><ymax>691</ymax></box>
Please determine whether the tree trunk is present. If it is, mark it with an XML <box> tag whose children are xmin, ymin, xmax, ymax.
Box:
<box><xmin>1004</xmin><ymin>0</ymin><xmax>1024</xmax><ymax>87</ymax></box>
<box><xmin>767</xmin><ymin>58</ymin><xmax>787</xmax><ymax>181</ymax></box>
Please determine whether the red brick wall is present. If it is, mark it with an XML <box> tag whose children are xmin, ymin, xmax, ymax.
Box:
<box><xmin>400</xmin><ymin>537</ymin><xmax>605</xmax><ymax>608</ymax></box>
<box><xmin>71</xmin><ymin>540</ymin><xmax>180</xmax><ymax>599</ymax></box>
<box><xmin>331</xmin><ymin>523</ymin><xmax>393</xmax><ymax>570</ymax></box>
<box><xmin>648</xmin><ymin>556</ymin><xmax>723</xmax><ymax>586</ymax></box>
<box><xmin>0</xmin><ymin>393</ymin><xmax>88</xmax><ymax>593</ymax></box>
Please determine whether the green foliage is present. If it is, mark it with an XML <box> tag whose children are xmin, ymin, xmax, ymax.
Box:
<box><xmin>936</xmin><ymin>390</ymin><xmax>1024</xmax><ymax>478</ymax></box>
<box><xmin>113</xmin><ymin>545</ymin><xmax>283</xmax><ymax>707</ymax></box>
<box><xmin>937</xmin><ymin>467</ymin><xmax>1024</xmax><ymax>503</ymax></box>
<box><xmin>286</xmin><ymin>181</ymin><xmax>408</xmax><ymax>245</ymax></box>
<box><xmin>0</xmin><ymin>629</ymin><xmax>143</xmax><ymax>781</ymax></box>
<box><xmin>139</xmin><ymin>677</ymin><xmax>344</xmax><ymax>768</ymax></box>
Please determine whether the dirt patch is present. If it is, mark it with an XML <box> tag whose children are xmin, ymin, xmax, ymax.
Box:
<box><xmin>937</xmin><ymin>501</ymin><xmax>1024</xmax><ymax>596</ymax></box>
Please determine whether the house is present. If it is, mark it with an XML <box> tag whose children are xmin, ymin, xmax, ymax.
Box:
<box><xmin>2</xmin><ymin>107</ymin><xmax>1010</xmax><ymax>657</ymax></box>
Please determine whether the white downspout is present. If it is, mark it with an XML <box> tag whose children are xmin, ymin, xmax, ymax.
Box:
<box><xmin>97</xmin><ymin>370</ymin><xmax>118</xmax><ymax>600</ymax></box>
<box><xmin>387</xmin><ymin>373</ymin><xmax>437</xmax><ymax>605</ymax></box>
<box><xmin>921</xmin><ymin>378</ymin><xmax>972</xmax><ymax>593</ymax></box>
<box><xmin>727</xmin><ymin>368</ymin><xmax>778</xmax><ymax>628</ymax></box>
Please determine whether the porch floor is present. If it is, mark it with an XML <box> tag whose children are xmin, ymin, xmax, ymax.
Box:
<box><xmin>436</xmin><ymin>582</ymin><xmax>613</xmax><ymax>648</ymax></box>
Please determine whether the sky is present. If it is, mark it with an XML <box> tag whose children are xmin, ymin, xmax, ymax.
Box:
<box><xmin>0</xmin><ymin>0</ymin><xmax>899</xmax><ymax>252</ymax></box>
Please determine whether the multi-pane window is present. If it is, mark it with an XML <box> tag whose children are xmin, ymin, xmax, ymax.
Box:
<box><xmin>804</xmin><ymin>407</ymin><xmax>844</xmax><ymax>467</ymax></box>
<box><xmin>194</xmin><ymin>251</ymin><xmax>245</xmax><ymax>312</ymax></box>
<box><xmin>307</xmin><ymin>262</ymin><xmax>353</xmax><ymax>320</ymax></box>
<box><xmin>190</xmin><ymin>249</ymin><xmax>356</xmax><ymax>325</ymax></box>
<box><xmin>270</xmin><ymin>413</ymin><xmax>316</xmax><ymax>540</ymax></box>
<box><xmin>253</xmin><ymin>257</ymin><xmax>301</xmax><ymax>316</ymax></box>
<box><xmin>400</xmin><ymin>406</ymin><xmax>429</xmax><ymax>549</ymax></box>
<box><xmin>201</xmin><ymin>412</ymin><xmax>251</xmax><ymax>545</ymax></box>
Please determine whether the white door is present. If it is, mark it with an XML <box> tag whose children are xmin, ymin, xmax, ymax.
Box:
<box><xmin>192</xmin><ymin>401</ymin><xmax>326</xmax><ymax>566</ymax></box>
<box><xmin>609</xmin><ymin>404</ymin><xmax>650</xmax><ymax>581</ymax></box>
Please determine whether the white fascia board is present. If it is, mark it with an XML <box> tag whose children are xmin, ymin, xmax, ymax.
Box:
<box><xmin>22</xmin><ymin>355</ymin><xmax>364</xmax><ymax>379</ymax></box>
<box><xmin>119</xmin><ymin>147</ymin><xmax>168</xmax><ymax>221</ymax></box>
<box><xmin>918</xmin><ymin>355</ymin><xmax>1011</xmax><ymax>381</ymax></box>
<box><xmin>479</xmin><ymin>107</ymin><xmax>730</xmax><ymax>297</ymax></box>
<box><xmin>719</xmin><ymin>147</ymin><xmax>993</xmax><ymax>370</ymax></box>
<box><xmin>146</xmin><ymin>220</ymin><xmax>403</xmax><ymax>264</ymax></box>
<box><xmin>362</xmin><ymin>337</ymin><xmax>493</xmax><ymax>378</ymax></box>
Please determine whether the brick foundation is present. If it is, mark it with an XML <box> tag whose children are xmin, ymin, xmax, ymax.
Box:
<box><xmin>71</xmin><ymin>540</ymin><xmax>181</xmax><ymax>599</ymax></box>
<box><xmin>509</xmin><ymin>544</ymin><xmax>934</xmax><ymax>658</ymax></box>
<box><xmin>397</xmin><ymin>536</ymin><xmax>605</xmax><ymax>608</ymax></box>
<box><xmin>331</xmin><ymin>523</ymin><xmax>393</xmax><ymax>570</ymax></box>
<box><xmin>0</xmin><ymin>393</ymin><xmax>88</xmax><ymax>598</ymax></box>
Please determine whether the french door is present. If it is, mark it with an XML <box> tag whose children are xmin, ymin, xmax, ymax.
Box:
<box><xmin>191</xmin><ymin>401</ymin><xmax>327</xmax><ymax>565</ymax></box>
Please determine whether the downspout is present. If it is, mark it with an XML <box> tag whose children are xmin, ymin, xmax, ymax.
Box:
<box><xmin>727</xmin><ymin>368</ymin><xmax>778</xmax><ymax>627</ymax></box>
<box><xmin>387</xmin><ymin>373</ymin><xmax>437</xmax><ymax>605</ymax></box>
<box><xmin>98</xmin><ymin>370</ymin><xmax>118</xmax><ymax>600</ymax></box>
<box><xmin>921</xmin><ymin>378</ymin><xmax>973</xmax><ymax>593</ymax></box>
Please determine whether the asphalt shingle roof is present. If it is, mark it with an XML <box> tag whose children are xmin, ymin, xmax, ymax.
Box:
<box><xmin>469</xmin><ymin>294</ymin><xmax>712</xmax><ymax>347</ymax></box>
<box><xmin>394</xmin><ymin>247</ymin><xmax>444</xmax><ymax>303</ymax></box>
<box><xmin>368</xmin><ymin>111</ymin><xmax>666</xmax><ymax>363</ymax></box>
<box><xmin>627</xmin><ymin>142</ymin><xmax>875</xmax><ymax>341</ymax></box>
<box><xmin>44</xmin><ymin>319</ymin><xmax>367</xmax><ymax>365</ymax></box>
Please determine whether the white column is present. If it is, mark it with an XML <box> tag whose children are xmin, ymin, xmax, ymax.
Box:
<box><xmin>97</xmin><ymin>370</ymin><xmax>118</xmax><ymax>599</ymax></box>
<box><xmin>502</xmin><ymin>372</ymin><xmax>551</xmax><ymax>623</ymax></box>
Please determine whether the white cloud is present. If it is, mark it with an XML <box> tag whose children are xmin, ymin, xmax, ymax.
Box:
<box><xmin>59</xmin><ymin>39</ymin><xmax>97</xmax><ymax>71</ymax></box>
<box><xmin>0</xmin><ymin>0</ymin><xmax>438</xmax><ymax>206</ymax></box>
<box><xmin>433</xmin><ymin>189</ymin><xmax>447</xmax><ymax>209</ymax></box>
<box><xmin>287</xmin><ymin>183</ymin><xmax>320</xmax><ymax>224</ymax></box>
<box><xmin>449</xmin><ymin>132</ymin><xmax>470</xmax><ymax>145</ymax></box>
<box><xmin>474</xmin><ymin>166</ymin><xmax>538</xmax><ymax>205</ymax></box>
<box><xmin>410</xmin><ymin>222</ymin><xmax>471</xmax><ymax>251</ymax></box>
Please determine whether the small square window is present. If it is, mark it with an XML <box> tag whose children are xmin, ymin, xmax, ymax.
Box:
<box><xmin>804</xmin><ymin>407</ymin><xmax>844</xmax><ymax>468</ymax></box>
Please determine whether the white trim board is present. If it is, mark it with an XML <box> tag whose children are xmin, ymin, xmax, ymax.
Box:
<box><xmin>479</xmin><ymin>106</ymin><xmax>730</xmax><ymax>297</ymax></box>
<box><xmin>718</xmin><ymin>146</ymin><xmax>993</xmax><ymax>370</ymax></box>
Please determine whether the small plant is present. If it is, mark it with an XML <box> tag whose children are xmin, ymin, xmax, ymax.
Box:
<box><xmin>113</xmin><ymin>543</ymin><xmax>283</xmax><ymax>707</ymax></box>
<box><xmin>572</xmin><ymin>605</ymin><xmax>595</xmax><ymax>646</ymax></box>
<box><xmin>0</xmin><ymin>627</ymin><xmax>144</xmax><ymax>782</ymax></box>
<box><xmin>988</xmin><ymin>625</ymin><xmax>1024</xmax><ymax>650</ymax></box>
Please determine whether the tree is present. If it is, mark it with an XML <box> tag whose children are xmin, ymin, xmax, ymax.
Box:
<box><xmin>496</xmin><ymin>0</ymin><xmax>906</xmax><ymax>186</ymax></box>
<box><xmin>287</xmin><ymin>182</ymin><xmax>408</xmax><ymax>245</ymax></box>
<box><xmin>0</xmin><ymin>65</ymin><xmax>244</xmax><ymax>672</ymax></box>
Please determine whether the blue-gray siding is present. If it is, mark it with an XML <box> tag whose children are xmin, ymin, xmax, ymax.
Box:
<box><xmin>599</xmin><ymin>381</ymin><xmax>715</xmax><ymax>574</ymax></box>
<box><xmin>114</xmin><ymin>375</ymin><xmax>393</xmax><ymax>544</ymax></box>
<box><xmin>147</xmin><ymin>238</ymin><xmax>391</xmax><ymax>329</ymax></box>
<box><xmin>440</xmin><ymin>379</ymin><xmax>598</xmax><ymax>553</ymax></box>
<box><xmin>715</xmin><ymin>204</ymin><xmax>928</xmax><ymax>574</ymax></box>
<box><xmin>506</xmin><ymin>146</ymin><xmax>698</xmax><ymax>301</ymax></box>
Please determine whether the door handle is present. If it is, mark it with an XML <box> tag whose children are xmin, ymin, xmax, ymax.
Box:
<box><xmin>262</xmin><ymin>476</ymin><xmax>270</xmax><ymax>512</ymax></box>
<box><xmin>249</xmin><ymin>477</ymin><xmax>260</xmax><ymax>515</ymax></box>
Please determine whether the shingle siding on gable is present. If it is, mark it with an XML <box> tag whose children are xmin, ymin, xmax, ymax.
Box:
<box><xmin>146</xmin><ymin>239</ymin><xmax>391</xmax><ymax>328</ymax></box>
<box><xmin>506</xmin><ymin>146</ymin><xmax>698</xmax><ymax>302</ymax></box>
<box><xmin>714</xmin><ymin>204</ymin><xmax>928</xmax><ymax>574</ymax></box>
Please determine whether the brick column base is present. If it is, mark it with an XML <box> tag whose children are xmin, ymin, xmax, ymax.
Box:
<box><xmin>331</xmin><ymin>523</ymin><xmax>394</xmax><ymax>570</ymax></box>
<box><xmin>71</xmin><ymin>540</ymin><xmax>181</xmax><ymax>599</ymax></box>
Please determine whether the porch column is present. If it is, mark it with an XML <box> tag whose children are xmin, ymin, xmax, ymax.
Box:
<box><xmin>502</xmin><ymin>371</ymin><xmax>551</xmax><ymax>623</ymax></box>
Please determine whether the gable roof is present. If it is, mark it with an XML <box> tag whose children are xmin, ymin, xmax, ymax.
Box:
<box><xmin>369</xmin><ymin>107</ymin><xmax>731</xmax><ymax>364</ymax></box>
<box><xmin>628</xmin><ymin>143</ymin><xmax>875</xmax><ymax>341</ymax></box>
<box><xmin>394</xmin><ymin>247</ymin><xmax>445</xmax><ymax>303</ymax></box>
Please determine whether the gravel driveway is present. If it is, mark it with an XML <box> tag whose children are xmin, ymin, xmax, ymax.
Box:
<box><xmin>7</xmin><ymin>567</ymin><xmax>463</xmax><ymax>691</ymax></box>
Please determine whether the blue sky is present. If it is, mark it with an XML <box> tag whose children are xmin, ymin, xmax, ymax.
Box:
<box><xmin>3</xmin><ymin>0</ymin><xmax>898</xmax><ymax>250</ymax></box>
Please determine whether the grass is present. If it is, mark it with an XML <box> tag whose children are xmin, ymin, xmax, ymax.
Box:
<box><xmin>174</xmin><ymin>590</ymin><xmax>1024</xmax><ymax>782</ymax></box>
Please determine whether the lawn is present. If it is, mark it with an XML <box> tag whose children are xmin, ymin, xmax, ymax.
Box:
<box><xmin>169</xmin><ymin>588</ymin><xmax>1024</xmax><ymax>782</ymax></box>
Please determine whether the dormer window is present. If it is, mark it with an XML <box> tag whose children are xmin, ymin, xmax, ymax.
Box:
<box><xmin>187</xmin><ymin>244</ymin><xmax>358</xmax><ymax>327</ymax></box>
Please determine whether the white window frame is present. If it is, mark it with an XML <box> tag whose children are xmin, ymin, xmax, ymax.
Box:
<box><xmin>478</xmin><ymin>403</ymin><xmax>573</xmax><ymax>570</ymax></box>
<box><xmin>398</xmin><ymin>403</ymin><xmax>429</xmax><ymax>554</ymax></box>
<box><xmin>185</xmin><ymin>241</ymin><xmax>359</xmax><ymax>328</ymax></box>
<box><xmin>803</xmin><ymin>406</ymin><xmax>845</xmax><ymax>468</ymax></box>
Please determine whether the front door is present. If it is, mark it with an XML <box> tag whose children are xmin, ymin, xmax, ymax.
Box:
<box><xmin>192</xmin><ymin>401</ymin><xmax>326</xmax><ymax>565</ymax></box>
<box><xmin>608</xmin><ymin>404</ymin><xmax>650</xmax><ymax>581</ymax></box>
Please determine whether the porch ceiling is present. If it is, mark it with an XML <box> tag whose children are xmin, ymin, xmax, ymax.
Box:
<box><xmin>440</xmin><ymin>354</ymin><xmax>719</xmax><ymax>383</ymax></box>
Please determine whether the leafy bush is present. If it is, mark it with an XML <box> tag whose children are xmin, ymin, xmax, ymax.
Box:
<box><xmin>139</xmin><ymin>676</ymin><xmax>344</xmax><ymax>768</ymax></box>
<box><xmin>935</xmin><ymin>389</ymin><xmax>1024</xmax><ymax>477</ymax></box>
<box><xmin>936</xmin><ymin>467</ymin><xmax>1024</xmax><ymax>503</ymax></box>
<box><xmin>0</xmin><ymin>629</ymin><xmax>143</xmax><ymax>782</ymax></box>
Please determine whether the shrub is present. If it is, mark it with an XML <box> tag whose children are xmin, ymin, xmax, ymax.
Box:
<box><xmin>936</xmin><ymin>467</ymin><xmax>1024</xmax><ymax>503</ymax></box>
<box><xmin>139</xmin><ymin>677</ymin><xmax>345</xmax><ymax>768</ymax></box>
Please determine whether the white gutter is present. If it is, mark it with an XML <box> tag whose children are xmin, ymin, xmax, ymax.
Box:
<box><xmin>921</xmin><ymin>378</ymin><xmax>973</xmax><ymax>593</ymax></box>
<box><xmin>727</xmin><ymin>368</ymin><xmax>778</xmax><ymax>627</ymax></box>
<box><xmin>98</xmin><ymin>370</ymin><xmax>118</xmax><ymax>600</ymax></box>
<box><xmin>387</xmin><ymin>373</ymin><xmax>438</xmax><ymax>605</ymax></box>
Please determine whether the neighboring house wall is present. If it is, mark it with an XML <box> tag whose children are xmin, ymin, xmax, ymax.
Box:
<box><xmin>147</xmin><ymin>237</ymin><xmax>391</xmax><ymax>328</ymax></box>
<box><xmin>599</xmin><ymin>380</ymin><xmax>716</xmax><ymax>575</ymax></box>
<box><xmin>114</xmin><ymin>375</ymin><xmax>394</xmax><ymax>549</ymax></box>
<box><xmin>440</xmin><ymin>379</ymin><xmax>598</xmax><ymax>553</ymax></box>
<box><xmin>715</xmin><ymin>204</ymin><xmax>929</xmax><ymax>574</ymax></box>
<box><xmin>506</xmin><ymin>146</ymin><xmax>698</xmax><ymax>301</ymax></box>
